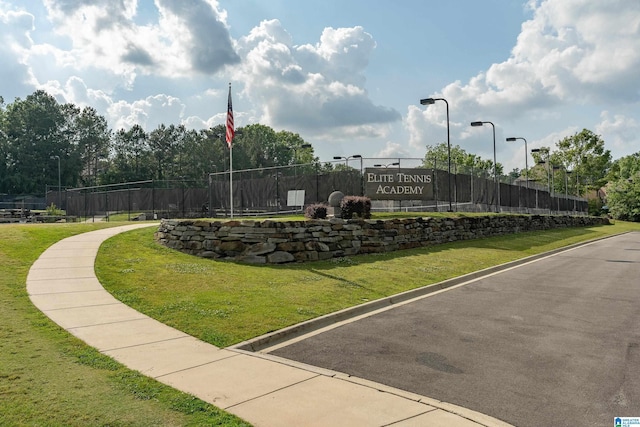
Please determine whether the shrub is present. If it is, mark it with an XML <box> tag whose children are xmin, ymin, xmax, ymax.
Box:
<box><xmin>588</xmin><ymin>198</ymin><xmax>605</xmax><ymax>217</ymax></box>
<box><xmin>46</xmin><ymin>203</ymin><xmax>64</xmax><ymax>216</ymax></box>
<box><xmin>304</xmin><ymin>203</ymin><xmax>328</xmax><ymax>219</ymax></box>
<box><xmin>340</xmin><ymin>196</ymin><xmax>371</xmax><ymax>219</ymax></box>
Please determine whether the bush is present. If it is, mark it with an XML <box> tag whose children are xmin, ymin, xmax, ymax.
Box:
<box><xmin>340</xmin><ymin>196</ymin><xmax>371</xmax><ymax>219</ymax></box>
<box><xmin>304</xmin><ymin>203</ymin><xmax>328</xmax><ymax>219</ymax></box>
<box><xmin>587</xmin><ymin>198</ymin><xmax>606</xmax><ymax>217</ymax></box>
<box><xmin>46</xmin><ymin>203</ymin><xmax>64</xmax><ymax>216</ymax></box>
<box><xmin>606</xmin><ymin>175</ymin><xmax>640</xmax><ymax>222</ymax></box>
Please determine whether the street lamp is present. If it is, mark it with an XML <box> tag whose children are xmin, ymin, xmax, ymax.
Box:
<box><xmin>565</xmin><ymin>170</ymin><xmax>573</xmax><ymax>213</ymax></box>
<box><xmin>50</xmin><ymin>155</ymin><xmax>61</xmax><ymax>209</ymax></box>
<box><xmin>421</xmin><ymin>97</ymin><xmax>452</xmax><ymax>211</ymax></box>
<box><xmin>334</xmin><ymin>154</ymin><xmax>363</xmax><ymax>195</ymax></box>
<box><xmin>287</xmin><ymin>143</ymin><xmax>312</xmax><ymax>177</ymax></box>
<box><xmin>552</xmin><ymin>165</ymin><xmax>562</xmax><ymax>213</ymax></box>
<box><xmin>290</xmin><ymin>143</ymin><xmax>312</xmax><ymax>161</ymax></box>
<box><xmin>470</xmin><ymin>121</ymin><xmax>499</xmax><ymax>212</ymax></box>
<box><xmin>532</xmin><ymin>148</ymin><xmax>551</xmax><ymax>214</ymax></box>
<box><xmin>506</xmin><ymin>137</ymin><xmax>529</xmax><ymax>212</ymax></box>
<box><xmin>373</xmin><ymin>162</ymin><xmax>400</xmax><ymax>168</ymax></box>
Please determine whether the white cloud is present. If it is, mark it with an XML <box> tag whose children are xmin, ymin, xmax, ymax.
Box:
<box><xmin>0</xmin><ymin>7</ymin><xmax>39</xmax><ymax>99</ymax></box>
<box><xmin>108</xmin><ymin>94</ymin><xmax>185</xmax><ymax>130</ymax></box>
<box><xmin>155</xmin><ymin>0</ymin><xmax>239</xmax><ymax>74</ymax></box>
<box><xmin>441</xmin><ymin>0</ymin><xmax>640</xmax><ymax>120</ymax></box>
<box><xmin>39</xmin><ymin>0</ymin><xmax>238</xmax><ymax>86</ymax></box>
<box><xmin>596</xmin><ymin>111</ymin><xmax>640</xmax><ymax>152</ymax></box>
<box><xmin>408</xmin><ymin>0</ymin><xmax>640</xmax><ymax>166</ymax></box>
<box><xmin>376</xmin><ymin>141</ymin><xmax>413</xmax><ymax>160</ymax></box>
<box><xmin>236</xmin><ymin>19</ymin><xmax>401</xmax><ymax>139</ymax></box>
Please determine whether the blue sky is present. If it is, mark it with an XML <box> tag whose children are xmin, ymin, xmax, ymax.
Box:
<box><xmin>1</xmin><ymin>0</ymin><xmax>639</xmax><ymax>172</ymax></box>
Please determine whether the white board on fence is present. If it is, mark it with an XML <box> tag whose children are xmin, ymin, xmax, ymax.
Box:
<box><xmin>287</xmin><ymin>190</ymin><xmax>305</xmax><ymax>207</ymax></box>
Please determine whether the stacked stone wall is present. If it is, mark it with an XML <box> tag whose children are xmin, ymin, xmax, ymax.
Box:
<box><xmin>154</xmin><ymin>215</ymin><xmax>609</xmax><ymax>264</ymax></box>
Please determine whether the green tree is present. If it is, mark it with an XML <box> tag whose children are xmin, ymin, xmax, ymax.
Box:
<box><xmin>104</xmin><ymin>124</ymin><xmax>154</xmax><ymax>183</ymax></box>
<box><xmin>276</xmin><ymin>130</ymin><xmax>315</xmax><ymax>175</ymax></box>
<box><xmin>147</xmin><ymin>124</ymin><xmax>186</xmax><ymax>180</ymax></box>
<box><xmin>606</xmin><ymin>152</ymin><xmax>640</xmax><ymax>182</ymax></box>
<box><xmin>233</xmin><ymin>123</ymin><xmax>278</xmax><ymax>170</ymax></box>
<box><xmin>0</xmin><ymin>97</ymin><xmax>9</xmax><ymax>191</ymax></box>
<box><xmin>228</xmin><ymin>124</ymin><xmax>315</xmax><ymax>174</ymax></box>
<box><xmin>71</xmin><ymin>106</ymin><xmax>112</xmax><ymax>186</ymax></box>
<box><xmin>508</xmin><ymin>168</ymin><xmax>521</xmax><ymax>180</ymax></box>
<box><xmin>555</xmin><ymin>129</ymin><xmax>612</xmax><ymax>196</ymax></box>
<box><xmin>606</xmin><ymin>172</ymin><xmax>640</xmax><ymax>221</ymax></box>
<box><xmin>422</xmin><ymin>142</ymin><xmax>503</xmax><ymax>177</ymax></box>
<box><xmin>200</xmin><ymin>124</ymin><xmax>230</xmax><ymax>174</ymax></box>
<box><xmin>2</xmin><ymin>91</ymin><xmax>73</xmax><ymax>194</ymax></box>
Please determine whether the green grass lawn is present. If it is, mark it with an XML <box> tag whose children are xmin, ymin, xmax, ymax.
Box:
<box><xmin>5</xmin><ymin>217</ymin><xmax>637</xmax><ymax>426</ymax></box>
<box><xmin>96</xmin><ymin>217</ymin><xmax>640</xmax><ymax>348</ymax></box>
<box><xmin>0</xmin><ymin>223</ymin><xmax>250</xmax><ymax>427</ymax></box>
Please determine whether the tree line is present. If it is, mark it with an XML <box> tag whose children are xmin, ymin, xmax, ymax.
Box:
<box><xmin>0</xmin><ymin>90</ymin><xmax>318</xmax><ymax>195</ymax></box>
<box><xmin>423</xmin><ymin>129</ymin><xmax>612</xmax><ymax>196</ymax></box>
<box><xmin>422</xmin><ymin>129</ymin><xmax>640</xmax><ymax>220</ymax></box>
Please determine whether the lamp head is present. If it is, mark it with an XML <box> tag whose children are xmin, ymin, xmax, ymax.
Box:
<box><xmin>506</xmin><ymin>137</ymin><xmax>517</xmax><ymax>142</ymax></box>
<box><xmin>531</xmin><ymin>148</ymin><xmax>541</xmax><ymax>153</ymax></box>
<box><xmin>391</xmin><ymin>162</ymin><xmax>400</xmax><ymax>166</ymax></box>
<box><xmin>420</xmin><ymin>98</ymin><xmax>435</xmax><ymax>105</ymax></box>
<box><xmin>333</xmin><ymin>156</ymin><xmax>343</xmax><ymax>160</ymax></box>
<box><xmin>470</xmin><ymin>121</ymin><xmax>484</xmax><ymax>127</ymax></box>
<box><xmin>352</xmin><ymin>154</ymin><xmax>362</xmax><ymax>159</ymax></box>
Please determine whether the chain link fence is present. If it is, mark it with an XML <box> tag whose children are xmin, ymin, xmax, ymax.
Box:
<box><xmin>45</xmin><ymin>158</ymin><xmax>587</xmax><ymax>220</ymax></box>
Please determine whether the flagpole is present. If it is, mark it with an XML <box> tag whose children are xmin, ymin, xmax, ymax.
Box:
<box><xmin>229</xmin><ymin>145</ymin><xmax>233</xmax><ymax>218</ymax></box>
<box><xmin>225</xmin><ymin>82</ymin><xmax>235</xmax><ymax>219</ymax></box>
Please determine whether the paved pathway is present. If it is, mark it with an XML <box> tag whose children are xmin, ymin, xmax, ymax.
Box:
<box><xmin>26</xmin><ymin>223</ymin><xmax>511</xmax><ymax>427</ymax></box>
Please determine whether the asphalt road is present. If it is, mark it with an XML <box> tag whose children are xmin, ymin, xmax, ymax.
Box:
<box><xmin>271</xmin><ymin>232</ymin><xmax>640</xmax><ymax>427</ymax></box>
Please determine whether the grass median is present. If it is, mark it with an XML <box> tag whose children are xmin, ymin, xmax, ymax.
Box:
<box><xmin>0</xmin><ymin>223</ymin><xmax>250</xmax><ymax>427</ymax></box>
<box><xmin>96</xmin><ymin>216</ymin><xmax>640</xmax><ymax>349</ymax></box>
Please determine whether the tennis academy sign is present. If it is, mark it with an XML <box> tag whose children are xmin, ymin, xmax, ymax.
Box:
<box><xmin>364</xmin><ymin>168</ymin><xmax>433</xmax><ymax>200</ymax></box>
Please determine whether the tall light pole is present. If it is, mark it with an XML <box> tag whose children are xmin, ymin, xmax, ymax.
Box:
<box><xmin>334</xmin><ymin>155</ymin><xmax>349</xmax><ymax>167</ymax></box>
<box><xmin>470</xmin><ymin>121</ymin><xmax>499</xmax><ymax>212</ymax></box>
<box><xmin>565</xmin><ymin>170</ymin><xmax>572</xmax><ymax>213</ymax></box>
<box><xmin>288</xmin><ymin>143</ymin><xmax>312</xmax><ymax>176</ymax></box>
<box><xmin>532</xmin><ymin>148</ymin><xmax>551</xmax><ymax>214</ymax></box>
<box><xmin>506</xmin><ymin>137</ymin><xmax>528</xmax><ymax>212</ymax></box>
<box><xmin>421</xmin><ymin>97</ymin><xmax>452</xmax><ymax>211</ymax></box>
<box><xmin>50</xmin><ymin>155</ymin><xmax>61</xmax><ymax>209</ymax></box>
<box><xmin>334</xmin><ymin>154</ymin><xmax>363</xmax><ymax>195</ymax></box>
<box><xmin>552</xmin><ymin>165</ymin><xmax>562</xmax><ymax>213</ymax></box>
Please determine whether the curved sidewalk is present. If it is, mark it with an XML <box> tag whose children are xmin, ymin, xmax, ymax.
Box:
<box><xmin>27</xmin><ymin>224</ymin><xmax>511</xmax><ymax>427</ymax></box>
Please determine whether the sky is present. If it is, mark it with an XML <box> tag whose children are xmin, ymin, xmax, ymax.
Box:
<box><xmin>1</xmin><ymin>0</ymin><xmax>639</xmax><ymax>172</ymax></box>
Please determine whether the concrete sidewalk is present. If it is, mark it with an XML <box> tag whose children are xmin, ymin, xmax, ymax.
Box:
<box><xmin>26</xmin><ymin>224</ymin><xmax>511</xmax><ymax>427</ymax></box>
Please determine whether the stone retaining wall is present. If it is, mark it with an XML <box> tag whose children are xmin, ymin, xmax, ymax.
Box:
<box><xmin>154</xmin><ymin>215</ymin><xmax>609</xmax><ymax>264</ymax></box>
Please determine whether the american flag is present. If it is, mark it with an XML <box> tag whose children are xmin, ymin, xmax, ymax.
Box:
<box><xmin>225</xmin><ymin>83</ymin><xmax>234</xmax><ymax>149</ymax></box>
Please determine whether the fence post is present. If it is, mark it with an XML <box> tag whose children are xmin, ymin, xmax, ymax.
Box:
<box><xmin>152</xmin><ymin>180</ymin><xmax>155</xmax><ymax>220</ymax></box>
<box><xmin>433</xmin><ymin>156</ymin><xmax>438</xmax><ymax>212</ymax></box>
